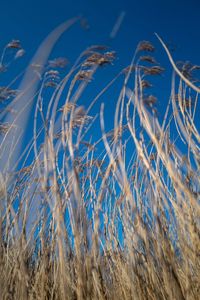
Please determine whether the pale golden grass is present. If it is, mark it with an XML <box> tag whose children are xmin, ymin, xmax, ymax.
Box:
<box><xmin>0</xmin><ymin>25</ymin><xmax>199</xmax><ymax>300</ymax></box>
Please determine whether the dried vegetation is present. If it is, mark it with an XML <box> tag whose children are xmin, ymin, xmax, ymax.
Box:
<box><xmin>0</xmin><ymin>21</ymin><xmax>199</xmax><ymax>300</ymax></box>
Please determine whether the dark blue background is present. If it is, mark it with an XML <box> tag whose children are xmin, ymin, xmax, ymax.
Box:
<box><xmin>1</xmin><ymin>0</ymin><xmax>200</xmax><ymax>146</ymax></box>
<box><xmin>1</xmin><ymin>0</ymin><xmax>200</xmax><ymax>64</ymax></box>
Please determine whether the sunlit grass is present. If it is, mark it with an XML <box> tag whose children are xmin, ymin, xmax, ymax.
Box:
<box><xmin>0</xmin><ymin>20</ymin><xmax>199</xmax><ymax>300</ymax></box>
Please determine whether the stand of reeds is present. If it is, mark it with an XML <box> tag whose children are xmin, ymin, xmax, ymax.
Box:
<box><xmin>0</xmin><ymin>19</ymin><xmax>199</xmax><ymax>299</ymax></box>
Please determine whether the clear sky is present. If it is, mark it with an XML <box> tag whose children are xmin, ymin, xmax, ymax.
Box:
<box><xmin>1</xmin><ymin>0</ymin><xmax>200</xmax><ymax>62</ymax></box>
<box><xmin>0</xmin><ymin>0</ymin><xmax>199</xmax><ymax>244</ymax></box>
<box><xmin>0</xmin><ymin>0</ymin><xmax>200</xmax><ymax>151</ymax></box>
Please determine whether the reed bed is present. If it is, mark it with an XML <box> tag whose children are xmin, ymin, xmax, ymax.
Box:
<box><xmin>0</xmin><ymin>19</ymin><xmax>199</xmax><ymax>299</ymax></box>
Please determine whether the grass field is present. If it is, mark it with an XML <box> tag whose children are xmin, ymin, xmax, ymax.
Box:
<box><xmin>0</xmin><ymin>19</ymin><xmax>199</xmax><ymax>299</ymax></box>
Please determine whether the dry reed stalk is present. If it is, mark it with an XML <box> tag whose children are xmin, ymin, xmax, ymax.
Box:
<box><xmin>0</xmin><ymin>25</ymin><xmax>199</xmax><ymax>300</ymax></box>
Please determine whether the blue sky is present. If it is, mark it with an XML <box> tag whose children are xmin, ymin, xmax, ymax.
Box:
<box><xmin>1</xmin><ymin>0</ymin><xmax>200</xmax><ymax>153</ymax></box>
<box><xmin>1</xmin><ymin>0</ymin><xmax>200</xmax><ymax>62</ymax></box>
<box><xmin>0</xmin><ymin>0</ymin><xmax>199</xmax><ymax>245</ymax></box>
